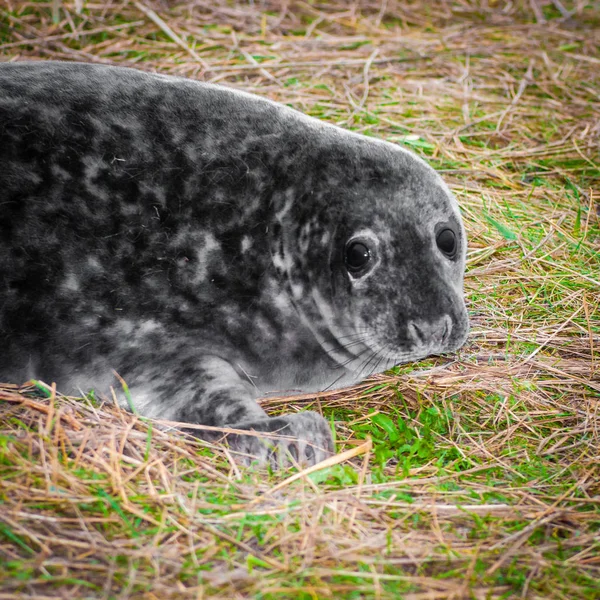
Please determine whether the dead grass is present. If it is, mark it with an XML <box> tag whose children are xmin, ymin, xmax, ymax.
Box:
<box><xmin>0</xmin><ymin>1</ymin><xmax>599</xmax><ymax>598</ymax></box>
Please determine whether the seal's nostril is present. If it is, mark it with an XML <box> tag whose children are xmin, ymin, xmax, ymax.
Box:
<box><xmin>409</xmin><ymin>317</ymin><xmax>453</xmax><ymax>347</ymax></box>
<box><xmin>288</xmin><ymin>442</ymin><xmax>299</xmax><ymax>462</ymax></box>
<box><xmin>441</xmin><ymin>317</ymin><xmax>451</xmax><ymax>345</ymax></box>
<box><xmin>409</xmin><ymin>322</ymin><xmax>426</xmax><ymax>344</ymax></box>
<box><xmin>304</xmin><ymin>445</ymin><xmax>315</xmax><ymax>463</ymax></box>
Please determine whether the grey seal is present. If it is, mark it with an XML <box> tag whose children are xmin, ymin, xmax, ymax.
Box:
<box><xmin>0</xmin><ymin>61</ymin><xmax>469</xmax><ymax>467</ymax></box>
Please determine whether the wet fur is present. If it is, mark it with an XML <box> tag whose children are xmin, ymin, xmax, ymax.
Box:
<box><xmin>0</xmin><ymin>61</ymin><xmax>469</xmax><ymax>466</ymax></box>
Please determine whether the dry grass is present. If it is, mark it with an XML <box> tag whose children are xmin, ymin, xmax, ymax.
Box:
<box><xmin>0</xmin><ymin>1</ymin><xmax>599</xmax><ymax>598</ymax></box>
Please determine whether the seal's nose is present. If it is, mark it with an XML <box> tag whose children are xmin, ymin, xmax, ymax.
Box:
<box><xmin>407</xmin><ymin>315</ymin><xmax>452</xmax><ymax>348</ymax></box>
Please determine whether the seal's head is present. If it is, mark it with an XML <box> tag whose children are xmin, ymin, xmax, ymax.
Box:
<box><xmin>277</xmin><ymin>130</ymin><xmax>469</xmax><ymax>380</ymax></box>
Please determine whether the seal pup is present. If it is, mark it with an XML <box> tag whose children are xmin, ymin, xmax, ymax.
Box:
<box><xmin>0</xmin><ymin>61</ymin><xmax>469</xmax><ymax>467</ymax></box>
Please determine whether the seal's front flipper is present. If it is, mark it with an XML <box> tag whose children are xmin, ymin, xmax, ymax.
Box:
<box><xmin>168</xmin><ymin>356</ymin><xmax>334</xmax><ymax>468</ymax></box>
<box><xmin>222</xmin><ymin>412</ymin><xmax>334</xmax><ymax>469</ymax></box>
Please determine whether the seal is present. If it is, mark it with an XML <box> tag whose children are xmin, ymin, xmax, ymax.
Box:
<box><xmin>0</xmin><ymin>61</ymin><xmax>469</xmax><ymax>467</ymax></box>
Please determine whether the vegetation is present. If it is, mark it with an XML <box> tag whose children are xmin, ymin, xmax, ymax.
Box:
<box><xmin>0</xmin><ymin>1</ymin><xmax>598</xmax><ymax>598</ymax></box>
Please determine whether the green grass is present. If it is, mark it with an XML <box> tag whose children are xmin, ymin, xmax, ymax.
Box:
<box><xmin>0</xmin><ymin>0</ymin><xmax>599</xmax><ymax>598</ymax></box>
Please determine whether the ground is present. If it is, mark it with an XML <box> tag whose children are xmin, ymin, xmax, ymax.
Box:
<box><xmin>0</xmin><ymin>1</ymin><xmax>599</xmax><ymax>598</ymax></box>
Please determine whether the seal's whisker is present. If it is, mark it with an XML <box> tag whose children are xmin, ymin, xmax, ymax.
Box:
<box><xmin>318</xmin><ymin>332</ymin><xmax>381</xmax><ymax>366</ymax></box>
<box><xmin>383</xmin><ymin>348</ymin><xmax>399</xmax><ymax>372</ymax></box>
<box><xmin>355</xmin><ymin>347</ymin><xmax>380</xmax><ymax>379</ymax></box>
<box><xmin>334</xmin><ymin>342</ymin><xmax>373</xmax><ymax>369</ymax></box>
<box><xmin>321</xmin><ymin>369</ymin><xmax>352</xmax><ymax>392</ymax></box>
<box><xmin>331</xmin><ymin>330</ymin><xmax>373</xmax><ymax>342</ymax></box>
<box><xmin>367</xmin><ymin>348</ymin><xmax>388</xmax><ymax>378</ymax></box>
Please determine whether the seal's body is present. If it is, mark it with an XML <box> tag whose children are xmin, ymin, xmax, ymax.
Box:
<box><xmin>0</xmin><ymin>61</ymin><xmax>468</xmax><ymax>466</ymax></box>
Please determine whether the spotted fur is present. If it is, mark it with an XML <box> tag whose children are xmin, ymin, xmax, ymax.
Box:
<box><xmin>0</xmin><ymin>61</ymin><xmax>469</xmax><ymax>467</ymax></box>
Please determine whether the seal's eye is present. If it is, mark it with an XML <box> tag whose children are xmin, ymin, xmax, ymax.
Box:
<box><xmin>345</xmin><ymin>241</ymin><xmax>371</xmax><ymax>272</ymax></box>
<box><xmin>436</xmin><ymin>228</ymin><xmax>457</xmax><ymax>259</ymax></box>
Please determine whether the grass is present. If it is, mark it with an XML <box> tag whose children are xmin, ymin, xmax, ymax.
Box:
<box><xmin>0</xmin><ymin>0</ymin><xmax>599</xmax><ymax>598</ymax></box>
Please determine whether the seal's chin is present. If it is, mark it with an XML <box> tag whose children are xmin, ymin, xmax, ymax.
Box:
<box><xmin>350</xmin><ymin>340</ymin><xmax>425</xmax><ymax>378</ymax></box>
<box><xmin>346</xmin><ymin>338</ymin><xmax>451</xmax><ymax>379</ymax></box>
